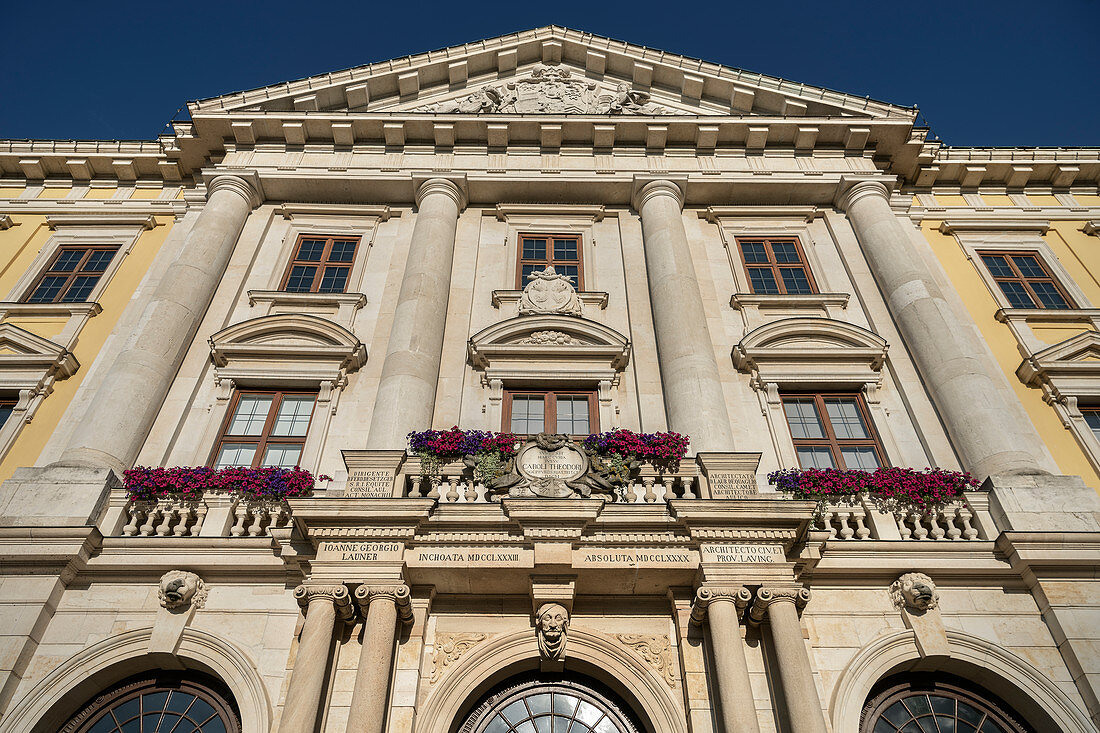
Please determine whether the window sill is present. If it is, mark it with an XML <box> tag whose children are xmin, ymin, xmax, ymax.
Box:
<box><xmin>0</xmin><ymin>301</ymin><xmax>102</xmax><ymax>319</ymax></box>
<box><xmin>995</xmin><ymin>307</ymin><xmax>1100</xmax><ymax>324</ymax></box>
<box><xmin>730</xmin><ymin>293</ymin><xmax>850</xmax><ymax>310</ymax></box>
<box><xmin>492</xmin><ymin>289</ymin><xmax>608</xmax><ymax>311</ymax></box>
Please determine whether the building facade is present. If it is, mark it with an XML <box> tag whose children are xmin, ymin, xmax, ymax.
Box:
<box><xmin>1</xmin><ymin>26</ymin><xmax>1099</xmax><ymax>733</ymax></box>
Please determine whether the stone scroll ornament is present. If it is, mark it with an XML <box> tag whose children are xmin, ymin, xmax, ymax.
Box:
<box><xmin>890</xmin><ymin>572</ymin><xmax>940</xmax><ymax>611</ymax></box>
<box><xmin>484</xmin><ymin>433</ymin><xmax>622</xmax><ymax>501</ymax></box>
<box><xmin>518</xmin><ymin>265</ymin><xmax>583</xmax><ymax>316</ymax></box>
<box><xmin>535</xmin><ymin>602</ymin><xmax>570</xmax><ymax>661</ymax></box>
<box><xmin>414</xmin><ymin>64</ymin><xmax>668</xmax><ymax>115</ymax></box>
<box><xmin>158</xmin><ymin>570</ymin><xmax>207</xmax><ymax>611</ymax></box>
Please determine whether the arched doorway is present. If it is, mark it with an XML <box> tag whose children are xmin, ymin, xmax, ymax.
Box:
<box><xmin>861</xmin><ymin>673</ymin><xmax>1036</xmax><ymax>733</ymax></box>
<box><xmin>458</xmin><ymin>677</ymin><xmax>642</xmax><ymax>733</ymax></box>
<box><xmin>61</xmin><ymin>671</ymin><xmax>241</xmax><ymax>733</ymax></box>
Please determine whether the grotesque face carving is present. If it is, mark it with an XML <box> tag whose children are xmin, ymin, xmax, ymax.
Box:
<box><xmin>158</xmin><ymin>570</ymin><xmax>206</xmax><ymax>610</ymax></box>
<box><xmin>890</xmin><ymin>572</ymin><xmax>939</xmax><ymax>611</ymax></box>
<box><xmin>535</xmin><ymin>602</ymin><xmax>570</xmax><ymax>660</ymax></box>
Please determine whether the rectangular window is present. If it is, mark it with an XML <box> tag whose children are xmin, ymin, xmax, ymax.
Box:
<box><xmin>736</xmin><ymin>237</ymin><xmax>817</xmax><ymax>295</ymax></box>
<box><xmin>1082</xmin><ymin>409</ymin><xmax>1100</xmax><ymax>442</ymax></box>
<box><xmin>504</xmin><ymin>390</ymin><xmax>597</xmax><ymax>436</ymax></box>
<box><xmin>781</xmin><ymin>393</ymin><xmax>884</xmax><ymax>469</ymax></box>
<box><xmin>517</xmin><ymin>234</ymin><xmax>583</xmax><ymax>289</ymax></box>
<box><xmin>211</xmin><ymin>391</ymin><xmax>317</xmax><ymax>469</ymax></box>
<box><xmin>0</xmin><ymin>397</ymin><xmax>15</xmax><ymax>428</ymax></box>
<box><xmin>24</xmin><ymin>245</ymin><xmax>118</xmax><ymax>303</ymax></box>
<box><xmin>280</xmin><ymin>235</ymin><xmax>360</xmax><ymax>294</ymax></box>
<box><xmin>978</xmin><ymin>251</ymin><xmax>1073</xmax><ymax>309</ymax></box>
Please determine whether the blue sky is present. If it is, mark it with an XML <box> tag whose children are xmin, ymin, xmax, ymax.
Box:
<box><xmin>3</xmin><ymin>0</ymin><xmax>1097</xmax><ymax>146</ymax></box>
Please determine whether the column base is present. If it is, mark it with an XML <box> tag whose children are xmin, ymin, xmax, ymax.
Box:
<box><xmin>0</xmin><ymin>466</ymin><xmax>118</xmax><ymax>527</ymax></box>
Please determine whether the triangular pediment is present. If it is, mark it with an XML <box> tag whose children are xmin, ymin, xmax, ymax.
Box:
<box><xmin>190</xmin><ymin>26</ymin><xmax>914</xmax><ymax>121</ymax></box>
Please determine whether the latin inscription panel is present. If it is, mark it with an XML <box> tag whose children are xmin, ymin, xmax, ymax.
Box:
<box><xmin>316</xmin><ymin>541</ymin><xmax>404</xmax><ymax>562</ymax></box>
<box><xmin>699</xmin><ymin>543</ymin><xmax>784</xmax><ymax>564</ymax></box>
<box><xmin>406</xmin><ymin>546</ymin><xmax>534</xmax><ymax>567</ymax></box>
<box><xmin>517</xmin><ymin>446</ymin><xmax>586</xmax><ymax>480</ymax></box>
<box><xmin>573</xmin><ymin>547</ymin><xmax>699</xmax><ymax>568</ymax></box>
<box><xmin>708</xmin><ymin>472</ymin><xmax>758</xmax><ymax>499</ymax></box>
<box><xmin>346</xmin><ymin>470</ymin><xmax>395</xmax><ymax>498</ymax></box>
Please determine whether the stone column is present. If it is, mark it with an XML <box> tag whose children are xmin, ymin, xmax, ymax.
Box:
<box><xmin>635</xmin><ymin>180</ymin><xmax>735</xmax><ymax>452</ymax></box>
<box><xmin>691</xmin><ymin>587</ymin><xmax>760</xmax><ymax>733</ymax></box>
<box><xmin>750</xmin><ymin>588</ymin><xmax>825</xmax><ymax>733</ymax></box>
<box><xmin>57</xmin><ymin>174</ymin><xmax>261</xmax><ymax>474</ymax></box>
<box><xmin>366</xmin><ymin>179</ymin><xmax>465</xmax><ymax>449</ymax></box>
<box><xmin>838</xmin><ymin>180</ymin><xmax>1044</xmax><ymax>477</ymax></box>
<box><xmin>281</xmin><ymin>585</ymin><xmax>353</xmax><ymax>733</ymax></box>
<box><xmin>345</xmin><ymin>585</ymin><xmax>413</xmax><ymax>733</ymax></box>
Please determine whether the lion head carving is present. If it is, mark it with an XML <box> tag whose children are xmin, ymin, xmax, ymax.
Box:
<box><xmin>890</xmin><ymin>572</ymin><xmax>939</xmax><ymax>611</ymax></box>
<box><xmin>535</xmin><ymin>602</ymin><xmax>570</xmax><ymax>660</ymax></box>
<box><xmin>158</xmin><ymin>570</ymin><xmax>207</xmax><ymax>611</ymax></box>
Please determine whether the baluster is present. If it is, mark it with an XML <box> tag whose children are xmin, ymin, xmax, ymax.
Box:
<box><xmin>929</xmin><ymin>510</ymin><xmax>946</xmax><ymax>540</ymax></box>
<box><xmin>825</xmin><ymin>510</ymin><xmax>839</xmax><ymax>539</ymax></box>
<box><xmin>473</xmin><ymin>483</ymin><xmax>487</xmax><ymax>503</ymax></box>
<box><xmin>139</xmin><ymin>505</ymin><xmax>159</xmax><ymax>537</ymax></box>
<box><xmin>910</xmin><ymin>511</ymin><xmax>929</xmax><ymax>540</ymax></box>
<box><xmin>464</xmin><ymin>480</ymin><xmax>479</xmax><ymax>503</ymax></box>
<box><xmin>231</xmin><ymin>503</ymin><xmax>249</xmax><ymax>537</ymax></box>
<box><xmin>945</xmin><ymin>506</ymin><xmax>962</xmax><ymax>540</ymax></box>
<box><xmin>854</xmin><ymin>511</ymin><xmax>870</xmax><ymax>539</ymax></box>
<box><xmin>642</xmin><ymin>477</ymin><xmax>656</xmax><ymax>503</ymax></box>
<box><xmin>426</xmin><ymin>477</ymin><xmax>440</xmax><ymax>500</ymax></box>
<box><xmin>958</xmin><ymin>506</ymin><xmax>978</xmax><ymax>540</ymax></box>
<box><xmin>409</xmin><ymin>475</ymin><xmax>423</xmax><ymax>498</ymax></box>
<box><xmin>123</xmin><ymin>504</ymin><xmax>143</xmax><ymax>536</ymax></box>
<box><xmin>620</xmin><ymin>479</ymin><xmax>636</xmax><ymax>503</ymax></box>
<box><xmin>248</xmin><ymin>505</ymin><xmax>266</xmax><ymax>536</ymax></box>
<box><xmin>897</xmin><ymin>512</ymin><xmax>913</xmax><ymax>540</ymax></box>
<box><xmin>838</xmin><ymin>511</ymin><xmax>855</xmax><ymax>540</ymax></box>
<box><xmin>681</xmin><ymin>475</ymin><xmax>697</xmax><ymax>500</ymax></box>
<box><xmin>192</xmin><ymin>502</ymin><xmax>208</xmax><ymax>534</ymax></box>
<box><xmin>155</xmin><ymin>502</ymin><xmax>174</xmax><ymax>536</ymax></box>
<box><xmin>174</xmin><ymin>505</ymin><xmax>192</xmax><ymax>536</ymax></box>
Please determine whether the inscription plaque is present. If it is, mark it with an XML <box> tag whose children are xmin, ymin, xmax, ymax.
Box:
<box><xmin>700</xmin><ymin>543</ymin><xmax>784</xmax><ymax>564</ymax></box>
<box><xmin>708</xmin><ymin>472</ymin><xmax>758</xmax><ymax>499</ymax></box>
<box><xmin>317</xmin><ymin>541</ymin><xmax>403</xmax><ymax>562</ymax></box>
<box><xmin>573</xmin><ymin>547</ymin><xmax>699</xmax><ymax>567</ymax></box>
<box><xmin>346</xmin><ymin>470</ymin><xmax>395</xmax><ymax>498</ymax></box>
<box><xmin>517</xmin><ymin>445</ymin><xmax>586</xmax><ymax>481</ymax></box>
<box><xmin>407</xmin><ymin>546</ymin><xmax>534</xmax><ymax>567</ymax></box>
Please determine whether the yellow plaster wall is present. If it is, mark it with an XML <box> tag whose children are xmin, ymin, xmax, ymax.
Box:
<box><xmin>38</xmin><ymin>188</ymin><xmax>70</xmax><ymax>199</ymax></box>
<box><xmin>0</xmin><ymin>188</ymin><xmax>25</xmax><ymax>198</ymax></box>
<box><xmin>1028</xmin><ymin>195</ymin><xmax>1061</xmax><ymax>206</ymax></box>
<box><xmin>130</xmin><ymin>189</ymin><xmax>162</xmax><ymax>200</ymax></box>
<box><xmin>921</xmin><ymin>220</ymin><xmax>1100</xmax><ymax>488</ymax></box>
<box><xmin>0</xmin><ymin>215</ymin><xmax>52</xmax><ymax>298</ymax></box>
<box><xmin>84</xmin><ymin>188</ymin><xmax>117</xmax><ymax>200</ymax></box>
<box><xmin>982</xmin><ymin>194</ymin><xmax>1014</xmax><ymax>206</ymax></box>
<box><xmin>1076</xmin><ymin>194</ymin><xmax>1100</xmax><ymax>206</ymax></box>
<box><xmin>0</xmin><ymin>215</ymin><xmax>175</xmax><ymax>482</ymax></box>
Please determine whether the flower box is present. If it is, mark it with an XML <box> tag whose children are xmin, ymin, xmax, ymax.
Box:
<box><xmin>123</xmin><ymin>466</ymin><xmax>329</xmax><ymax>502</ymax></box>
<box><xmin>767</xmin><ymin>467</ymin><xmax>979</xmax><ymax>510</ymax></box>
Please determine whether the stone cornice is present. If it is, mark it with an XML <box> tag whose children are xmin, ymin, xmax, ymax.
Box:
<box><xmin>278</xmin><ymin>202</ymin><xmax>392</xmax><ymax>220</ymax></box>
<box><xmin>702</xmin><ymin>205</ymin><xmax>821</xmax><ymax>223</ymax></box>
<box><xmin>937</xmin><ymin>218</ymin><xmax>1050</xmax><ymax>234</ymax></box>
<box><xmin>45</xmin><ymin>214</ymin><xmax>159</xmax><ymax>231</ymax></box>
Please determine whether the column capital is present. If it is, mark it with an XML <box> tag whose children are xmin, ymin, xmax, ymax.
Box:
<box><xmin>354</xmin><ymin>583</ymin><xmax>413</xmax><ymax>624</ymax></box>
<box><xmin>690</xmin><ymin>585</ymin><xmax>752</xmax><ymax>625</ymax></box>
<box><xmin>415</xmin><ymin>177</ymin><xmax>466</xmax><ymax>210</ymax></box>
<box><xmin>748</xmin><ymin>586</ymin><xmax>810</xmax><ymax>624</ymax></box>
<box><xmin>633</xmin><ymin>178</ymin><xmax>685</xmax><ymax>212</ymax></box>
<box><xmin>294</xmin><ymin>583</ymin><xmax>354</xmax><ymax>620</ymax></box>
<box><xmin>834</xmin><ymin>176</ymin><xmax>892</xmax><ymax>212</ymax></box>
<box><xmin>206</xmin><ymin>172</ymin><xmax>263</xmax><ymax>208</ymax></box>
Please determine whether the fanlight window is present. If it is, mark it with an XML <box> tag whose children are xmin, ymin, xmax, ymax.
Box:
<box><xmin>863</xmin><ymin>676</ymin><xmax>1032</xmax><ymax>733</ymax></box>
<box><xmin>66</xmin><ymin>674</ymin><xmax>239</xmax><ymax>733</ymax></box>
<box><xmin>466</xmin><ymin>680</ymin><xmax>638</xmax><ymax>733</ymax></box>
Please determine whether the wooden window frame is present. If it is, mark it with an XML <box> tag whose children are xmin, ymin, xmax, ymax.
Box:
<box><xmin>1081</xmin><ymin>408</ymin><xmax>1100</xmax><ymax>441</ymax></box>
<box><xmin>209</xmin><ymin>389</ymin><xmax>318</xmax><ymax>469</ymax></box>
<box><xmin>780</xmin><ymin>392</ymin><xmax>885</xmax><ymax>469</ymax></box>
<box><xmin>0</xmin><ymin>396</ymin><xmax>15</xmax><ymax>428</ymax></box>
<box><xmin>735</xmin><ymin>236</ymin><xmax>818</xmax><ymax>295</ymax></box>
<box><xmin>22</xmin><ymin>244</ymin><xmax>119</xmax><ymax>304</ymax></box>
<box><xmin>279</xmin><ymin>234</ymin><xmax>361</xmax><ymax>294</ymax></box>
<box><xmin>977</xmin><ymin>249</ymin><xmax>1075</xmax><ymax>310</ymax></box>
<box><xmin>503</xmin><ymin>389</ymin><xmax>598</xmax><ymax>437</ymax></box>
<box><xmin>516</xmin><ymin>233</ymin><xmax>584</xmax><ymax>290</ymax></box>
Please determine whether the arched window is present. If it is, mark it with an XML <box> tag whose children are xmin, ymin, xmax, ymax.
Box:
<box><xmin>460</xmin><ymin>678</ymin><xmax>641</xmax><ymax>733</ymax></box>
<box><xmin>62</xmin><ymin>673</ymin><xmax>240</xmax><ymax>733</ymax></box>
<box><xmin>862</xmin><ymin>674</ymin><xmax>1034</xmax><ymax>733</ymax></box>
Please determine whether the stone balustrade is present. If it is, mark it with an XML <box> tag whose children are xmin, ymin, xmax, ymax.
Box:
<box><xmin>816</xmin><ymin>492</ymin><xmax>993</xmax><ymax>541</ymax></box>
<box><xmin>102</xmin><ymin>490</ymin><xmax>292</xmax><ymax>538</ymax></box>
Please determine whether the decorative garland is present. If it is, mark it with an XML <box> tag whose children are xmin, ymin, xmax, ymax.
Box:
<box><xmin>767</xmin><ymin>467</ymin><xmax>979</xmax><ymax>510</ymax></box>
<box><xmin>123</xmin><ymin>466</ymin><xmax>329</xmax><ymax>502</ymax></box>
